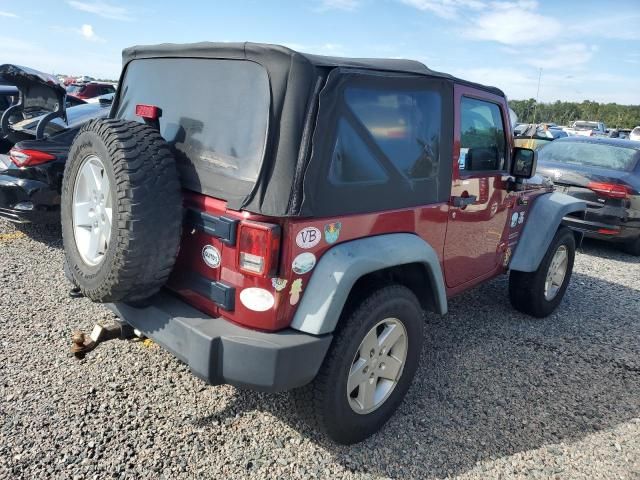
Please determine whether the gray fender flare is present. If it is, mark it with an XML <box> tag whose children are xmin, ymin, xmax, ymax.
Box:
<box><xmin>510</xmin><ymin>192</ymin><xmax>586</xmax><ymax>272</ymax></box>
<box><xmin>290</xmin><ymin>233</ymin><xmax>447</xmax><ymax>335</ymax></box>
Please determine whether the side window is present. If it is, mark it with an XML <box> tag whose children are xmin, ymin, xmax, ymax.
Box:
<box><xmin>329</xmin><ymin>119</ymin><xmax>388</xmax><ymax>184</ymax></box>
<box><xmin>328</xmin><ymin>86</ymin><xmax>442</xmax><ymax>185</ymax></box>
<box><xmin>459</xmin><ymin>96</ymin><xmax>506</xmax><ymax>172</ymax></box>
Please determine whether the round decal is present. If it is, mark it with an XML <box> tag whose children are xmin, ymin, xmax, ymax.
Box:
<box><xmin>292</xmin><ymin>252</ymin><xmax>316</xmax><ymax>275</ymax></box>
<box><xmin>239</xmin><ymin>288</ymin><xmax>275</xmax><ymax>312</ymax></box>
<box><xmin>296</xmin><ymin>227</ymin><xmax>321</xmax><ymax>249</ymax></box>
<box><xmin>202</xmin><ymin>245</ymin><xmax>221</xmax><ymax>268</ymax></box>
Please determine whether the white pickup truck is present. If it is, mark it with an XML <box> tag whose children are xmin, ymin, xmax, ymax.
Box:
<box><xmin>564</xmin><ymin>120</ymin><xmax>607</xmax><ymax>137</ymax></box>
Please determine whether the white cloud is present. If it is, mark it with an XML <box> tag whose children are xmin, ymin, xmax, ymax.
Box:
<box><xmin>521</xmin><ymin>43</ymin><xmax>593</xmax><ymax>70</ymax></box>
<box><xmin>78</xmin><ymin>24</ymin><xmax>105</xmax><ymax>43</ymax></box>
<box><xmin>316</xmin><ymin>0</ymin><xmax>361</xmax><ymax>11</ymax></box>
<box><xmin>464</xmin><ymin>1</ymin><xmax>561</xmax><ymax>44</ymax></box>
<box><xmin>0</xmin><ymin>11</ymin><xmax>18</xmax><ymax>18</ymax></box>
<box><xmin>400</xmin><ymin>0</ymin><xmax>484</xmax><ymax>19</ymax></box>
<box><xmin>66</xmin><ymin>0</ymin><xmax>131</xmax><ymax>21</ymax></box>
<box><xmin>51</xmin><ymin>24</ymin><xmax>106</xmax><ymax>43</ymax></box>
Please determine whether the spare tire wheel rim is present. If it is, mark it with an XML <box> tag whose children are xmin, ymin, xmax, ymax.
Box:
<box><xmin>544</xmin><ymin>245</ymin><xmax>568</xmax><ymax>301</ymax></box>
<box><xmin>72</xmin><ymin>154</ymin><xmax>113</xmax><ymax>266</ymax></box>
<box><xmin>347</xmin><ymin>318</ymin><xmax>408</xmax><ymax>415</ymax></box>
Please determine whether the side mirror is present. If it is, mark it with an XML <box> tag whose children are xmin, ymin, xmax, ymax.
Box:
<box><xmin>511</xmin><ymin>147</ymin><xmax>537</xmax><ymax>179</ymax></box>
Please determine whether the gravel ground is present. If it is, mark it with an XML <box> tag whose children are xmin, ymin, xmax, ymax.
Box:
<box><xmin>0</xmin><ymin>219</ymin><xmax>638</xmax><ymax>480</ymax></box>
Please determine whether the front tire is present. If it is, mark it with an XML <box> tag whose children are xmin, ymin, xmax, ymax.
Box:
<box><xmin>509</xmin><ymin>226</ymin><xmax>576</xmax><ymax>318</ymax></box>
<box><xmin>293</xmin><ymin>285</ymin><xmax>424</xmax><ymax>444</ymax></box>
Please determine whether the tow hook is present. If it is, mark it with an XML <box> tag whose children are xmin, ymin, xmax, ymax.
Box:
<box><xmin>71</xmin><ymin>323</ymin><xmax>136</xmax><ymax>359</ymax></box>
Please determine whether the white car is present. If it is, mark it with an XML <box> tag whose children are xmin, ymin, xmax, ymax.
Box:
<box><xmin>630</xmin><ymin>126</ymin><xmax>640</xmax><ymax>142</ymax></box>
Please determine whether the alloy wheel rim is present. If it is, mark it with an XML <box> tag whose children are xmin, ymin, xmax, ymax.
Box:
<box><xmin>72</xmin><ymin>154</ymin><xmax>112</xmax><ymax>266</ymax></box>
<box><xmin>347</xmin><ymin>318</ymin><xmax>408</xmax><ymax>415</ymax></box>
<box><xmin>544</xmin><ymin>245</ymin><xmax>568</xmax><ymax>301</ymax></box>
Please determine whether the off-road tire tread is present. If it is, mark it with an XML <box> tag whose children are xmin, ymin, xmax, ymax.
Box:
<box><xmin>292</xmin><ymin>285</ymin><xmax>423</xmax><ymax>444</ymax></box>
<box><xmin>61</xmin><ymin>119</ymin><xmax>182</xmax><ymax>303</ymax></box>
<box><xmin>509</xmin><ymin>226</ymin><xmax>575</xmax><ymax>318</ymax></box>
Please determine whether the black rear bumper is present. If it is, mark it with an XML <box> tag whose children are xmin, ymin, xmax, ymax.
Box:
<box><xmin>563</xmin><ymin>215</ymin><xmax>640</xmax><ymax>243</ymax></box>
<box><xmin>0</xmin><ymin>173</ymin><xmax>60</xmax><ymax>224</ymax></box>
<box><xmin>108</xmin><ymin>292</ymin><xmax>332</xmax><ymax>392</ymax></box>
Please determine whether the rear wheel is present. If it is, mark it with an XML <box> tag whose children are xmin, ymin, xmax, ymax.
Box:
<box><xmin>509</xmin><ymin>227</ymin><xmax>575</xmax><ymax>318</ymax></box>
<box><xmin>61</xmin><ymin>119</ymin><xmax>182</xmax><ymax>303</ymax></box>
<box><xmin>293</xmin><ymin>285</ymin><xmax>423</xmax><ymax>444</ymax></box>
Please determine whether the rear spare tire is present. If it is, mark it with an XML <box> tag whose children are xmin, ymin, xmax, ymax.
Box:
<box><xmin>61</xmin><ymin>119</ymin><xmax>182</xmax><ymax>303</ymax></box>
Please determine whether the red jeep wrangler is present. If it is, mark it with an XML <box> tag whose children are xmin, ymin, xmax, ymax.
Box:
<box><xmin>62</xmin><ymin>43</ymin><xmax>585</xmax><ymax>444</ymax></box>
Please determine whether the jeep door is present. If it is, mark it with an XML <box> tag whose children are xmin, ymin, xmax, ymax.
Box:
<box><xmin>443</xmin><ymin>84</ymin><xmax>512</xmax><ymax>288</ymax></box>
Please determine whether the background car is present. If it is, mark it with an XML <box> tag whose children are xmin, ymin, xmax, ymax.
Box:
<box><xmin>630</xmin><ymin>127</ymin><xmax>640</xmax><ymax>142</ymax></box>
<box><xmin>0</xmin><ymin>64</ymin><xmax>113</xmax><ymax>224</ymax></box>
<box><xmin>513</xmin><ymin>123</ymin><xmax>568</xmax><ymax>150</ymax></box>
<box><xmin>568</xmin><ymin>120</ymin><xmax>608</xmax><ymax>137</ymax></box>
<box><xmin>537</xmin><ymin>137</ymin><xmax>640</xmax><ymax>255</ymax></box>
<box><xmin>66</xmin><ymin>82</ymin><xmax>115</xmax><ymax>100</ymax></box>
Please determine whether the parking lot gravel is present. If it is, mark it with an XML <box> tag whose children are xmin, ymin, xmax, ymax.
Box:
<box><xmin>0</xmin><ymin>219</ymin><xmax>638</xmax><ymax>479</ymax></box>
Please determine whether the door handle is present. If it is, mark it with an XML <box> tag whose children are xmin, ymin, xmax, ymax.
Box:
<box><xmin>452</xmin><ymin>195</ymin><xmax>477</xmax><ymax>208</ymax></box>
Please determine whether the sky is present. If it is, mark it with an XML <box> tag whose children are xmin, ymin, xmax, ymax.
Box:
<box><xmin>1</xmin><ymin>0</ymin><xmax>639</xmax><ymax>104</ymax></box>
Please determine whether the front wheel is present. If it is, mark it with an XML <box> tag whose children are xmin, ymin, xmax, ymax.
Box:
<box><xmin>509</xmin><ymin>226</ymin><xmax>576</xmax><ymax>318</ymax></box>
<box><xmin>292</xmin><ymin>285</ymin><xmax>424</xmax><ymax>445</ymax></box>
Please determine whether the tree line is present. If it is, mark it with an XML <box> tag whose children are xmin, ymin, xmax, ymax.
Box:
<box><xmin>509</xmin><ymin>99</ymin><xmax>640</xmax><ymax>129</ymax></box>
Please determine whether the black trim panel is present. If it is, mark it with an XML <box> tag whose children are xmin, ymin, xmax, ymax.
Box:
<box><xmin>185</xmin><ymin>208</ymin><xmax>238</xmax><ymax>245</ymax></box>
<box><xmin>184</xmin><ymin>272</ymin><xmax>235</xmax><ymax>311</ymax></box>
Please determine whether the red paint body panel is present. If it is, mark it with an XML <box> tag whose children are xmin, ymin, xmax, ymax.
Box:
<box><xmin>443</xmin><ymin>85</ymin><xmax>513</xmax><ymax>288</ymax></box>
<box><xmin>169</xmin><ymin>191</ymin><xmax>449</xmax><ymax>331</ymax></box>
<box><xmin>167</xmin><ymin>83</ymin><xmax>547</xmax><ymax>332</ymax></box>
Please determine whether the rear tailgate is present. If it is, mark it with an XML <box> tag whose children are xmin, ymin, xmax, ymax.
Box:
<box><xmin>167</xmin><ymin>192</ymin><xmax>292</xmax><ymax>331</ymax></box>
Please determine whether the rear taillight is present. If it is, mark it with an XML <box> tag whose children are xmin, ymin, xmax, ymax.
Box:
<box><xmin>9</xmin><ymin>148</ymin><xmax>56</xmax><ymax>167</ymax></box>
<box><xmin>237</xmin><ymin>221</ymin><xmax>280</xmax><ymax>276</ymax></box>
<box><xmin>587</xmin><ymin>181</ymin><xmax>630</xmax><ymax>199</ymax></box>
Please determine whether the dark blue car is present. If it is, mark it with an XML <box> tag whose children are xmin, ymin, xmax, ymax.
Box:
<box><xmin>537</xmin><ymin>136</ymin><xmax>640</xmax><ymax>255</ymax></box>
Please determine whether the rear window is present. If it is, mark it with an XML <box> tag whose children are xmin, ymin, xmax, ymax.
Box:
<box><xmin>573</xmin><ymin>122</ymin><xmax>599</xmax><ymax>130</ymax></box>
<box><xmin>115</xmin><ymin>58</ymin><xmax>270</xmax><ymax>203</ymax></box>
<box><xmin>539</xmin><ymin>141</ymin><xmax>639</xmax><ymax>172</ymax></box>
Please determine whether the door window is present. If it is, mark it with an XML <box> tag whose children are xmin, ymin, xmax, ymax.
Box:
<box><xmin>459</xmin><ymin>97</ymin><xmax>506</xmax><ymax>173</ymax></box>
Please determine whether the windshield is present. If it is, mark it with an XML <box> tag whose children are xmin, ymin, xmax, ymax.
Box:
<box><xmin>116</xmin><ymin>58</ymin><xmax>270</xmax><ymax>203</ymax></box>
<box><xmin>67</xmin><ymin>85</ymin><xmax>82</xmax><ymax>94</ymax></box>
<box><xmin>539</xmin><ymin>140</ymin><xmax>639</xmax><ymax>172</ymax></box>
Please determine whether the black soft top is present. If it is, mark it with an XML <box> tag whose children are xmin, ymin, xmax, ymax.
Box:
<box><xmin>117</xmin><ymin>42</ymin><xmax>504</xmax><ymax>216</ymax></box>
<box><xmin>122</xmin><ymin>41</ymin><xmax>504</xmax><ymax>97</ymax></box>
